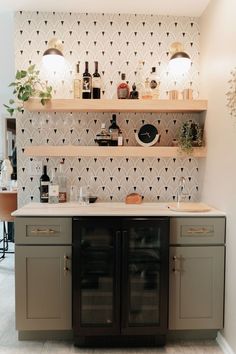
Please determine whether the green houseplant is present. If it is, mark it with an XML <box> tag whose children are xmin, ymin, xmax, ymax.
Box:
<box><xmin>4</xmin><ymin>64</ymin><xmax>52</xmax><ymax>116</ymax></box>
<box><xmin>177</xmin><ymin>120</ymin><xmax>202</xmax><ymax>153</ymax></box>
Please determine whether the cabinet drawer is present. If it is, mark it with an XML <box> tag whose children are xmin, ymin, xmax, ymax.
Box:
<box><xmin>170</xmin><ymin>217</ymin><xmax>225</xmax><ymax>245</ymax></box>
<box><xmin>15</xmin><ymin>217</ymin><xmax>72</xmax><ymax>244</ymax></box>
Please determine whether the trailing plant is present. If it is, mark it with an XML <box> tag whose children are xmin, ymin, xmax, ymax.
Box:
<box><xmin>4</xmin><ymin>64</ymin><xmax>52</xmax><ymax>116</ymax></box>
<box><xmin>177</xmin><ymin>120</ymin><xmax>202</xmax><ymax>153</ymax></box>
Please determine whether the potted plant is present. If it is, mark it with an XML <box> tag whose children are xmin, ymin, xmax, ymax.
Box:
<box><xmin>177</xmin><ymin>120</ymin><xmax>202</xmax><ymax>153</ymax></box>
<box><xmin>4</xmin><ymin>64</ymin><xmax>52</xmax><ymax>116</ymax></box>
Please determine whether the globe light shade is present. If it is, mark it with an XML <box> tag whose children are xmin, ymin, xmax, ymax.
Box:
<box><xmin>169</xmin><ymin>51</ymin><xmax>191</xmax><ymax>75</ymax></box>
<box><xmin>42</xmin><ymin>47</ymin><xmax>64</xmax><ymax>70</ymax></box>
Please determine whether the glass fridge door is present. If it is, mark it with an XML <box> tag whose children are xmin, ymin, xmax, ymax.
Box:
<box><xmin>73</xmin><ymin>217</ymin><xmax>120</xmax><ymax>336</ymax></box>
<box><xmin>121</xmin><ymin>218</ymin><xmax>169</xmax><ymax>335</ymax></box>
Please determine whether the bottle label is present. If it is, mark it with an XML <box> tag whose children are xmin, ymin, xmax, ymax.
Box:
<box><xmin>59</xmin><ymin>191</ymin><xmax>67</xmax><ymax>203</ymax></box>
<box><xmin>82</xmin><ymin>76</ymin><xmax>92</xmax><ymax>92</ymax></box>
<box><xmin>49</xmin><ymin>184</ymin><xmax>59</xmax><ymax>197</ymax></box>
<box><xmin>40</xmin><ymin>183</ymin><xmax>49</xmax><ymax>202</ymax></box>
<box><xmin>118</xmin><ymin>87</ymin><xmax>129</xmax><ymax>99</ymax></box>
<box><xmin>92</xmin><ymin>77</ymin><xmax>101</xmax><ymax>88</ymax></box>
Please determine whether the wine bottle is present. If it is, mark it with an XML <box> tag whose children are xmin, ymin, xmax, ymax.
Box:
<box><xmin>82</xmin><ymin>61</ymin><xmax>92</xmax><ymax>99</ymax></box>
<box><xmin>73</xmin><ymin>61</ymin><xmax>82</xmax><ymax>99</ymax></box>
<box><xmin>40</xmin><ymin>165</ymin><xmax>50</xmax><ymax>203</ymax></box>
<box><xmin>92</xmin><ymin>61</ymin><xmax>101</xmax><ymax>99</ymax></box>
<box><xmin>109</xmin><ymin>114</ymin><xmax>121</xmax><ymax>146</ymax></box>
<box><xmin>117</xmin><ymin>73</ymin><xmax>130</xmax><ymax>99</ymax></box>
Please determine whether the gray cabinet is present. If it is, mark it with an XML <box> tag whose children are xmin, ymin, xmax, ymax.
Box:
<box><xmin>169</xmin><ymin>217</ymin><xmax>225</xmax><ymax>330</ymax></box>
<box><xmin>15</xmin><ymin>217</ymin><xmax>72</xmax><ymax>331</ymax></box>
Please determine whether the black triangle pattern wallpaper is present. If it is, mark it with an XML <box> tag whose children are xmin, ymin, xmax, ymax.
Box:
<box><xmin>14</xmin><ymin>11</ymin><xmax>202</xmax><ymax>206</ymax></box>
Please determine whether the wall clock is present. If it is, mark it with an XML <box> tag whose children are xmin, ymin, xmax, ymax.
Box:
<box><xmin>135</xmin><ymin>124</ymin><xmax>160</xmax><ymax>147</ymax></box>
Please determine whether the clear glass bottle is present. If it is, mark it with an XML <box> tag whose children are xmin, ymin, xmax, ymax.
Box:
<box><xmin>73</xmin><ymin>61</ymin><xmax>82</xmax><ymax>99</ymax></box>
<box><xmin>48</xmin><ymin>169</ymin><xmax>59</xmax><ymax>204</ymax></box>
<box><xmin>95</xmin><ymin>123</ymin><xmax>111</xmax><ymax>146</ymax></box>
<box><xmin>117</xmin><ymin>73</ymin><xmax>130</xmax><ymax>99</ymax></box>
<box><xmin>149</xmin><ymin>67</ymin><xmax>160</xmax><ymax>99</ymax></box>
<box><xmin>40</xmin><ymin>165</ymin><xmax>50</xmax><ymax>203</ymax></box>
<box><xmin>136</xmin><ymin>60</ymin><xmax>145</xmax><ymax>98</ymax></box>
<box><xmin>109</xmin><ymin>114</ymin><xmax>120</xmax><ymax>146</ymax></box>
<box><xmin>92</xmin><ymin>61</ymin><xmax>101</xmax><ymax>99</ymax></box>
<box><xmin>82</xmin><ymin>61</ymin><xmax>92</xmax><ymax>99</ymax></box>
<box><xmin>118</xmin><ymin>129</ymin><xmax>123</xmax><ymax>146</ymax></box>
<box><xmin>58</xmin><ymin>161</ymin><xmax>67</xmax><ymax>203</ymax></box>
<box><xmin>142</xmin><ymin>78</ymin><xmax>152</xmax><ymax>99</ymax></box>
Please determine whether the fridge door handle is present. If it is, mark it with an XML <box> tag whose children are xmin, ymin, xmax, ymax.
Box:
<box><xmin>121</xmin><ymin>230</ymin><xmax>129</xmax><ymax>330</ymax></box>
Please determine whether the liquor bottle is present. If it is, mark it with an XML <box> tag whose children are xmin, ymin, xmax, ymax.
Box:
<box><xmin>136</xmin><ymin>60</ymin><xmax>145</xmax><ymax>98</ymax></box>
<box><xmin>82</xmin><ymin>61</ymin><xmax>92</xmax><ymax>99</ymax></box>
<box><xmin>48</xmin><ymin>169</ymin><xmax>59</xmax><ymax>204</ymax></box>
<box><xmin>117</xmin><ymin>73</ymin><xmax>130</xmax><ymax>99</ymax></box>
<box><xmin>95</xmin><ymin>123</ymin><xmax>111</xmax><ymax>146</ymax></box>
<box><xmin>58</xmin><ymin>161</ymin><xmax>67</xmax><ymax>203</ymax></box>
<box><xmin>40</xmin><ymin>165</ymin><xmax>50</xmax><ymax>203</ymax></box>
<box><xmin>129</xmin><ymin>83</ymin><xmax>139</xmax><ymax>99</ymax></box>
<box><xmin>149</xmin><ymin>67</ymin><xmax>160</xmax><ymax>99</ymax></box>
<box><xmin>73</xmin><ymin>61</ymin><xmax>82</xmax><ymax>99</ymax></box>
<box><xmin>109</xmin><ymin>114</ymin><xmax>121</xmax><ymax>146</ymax></box>
<box><xmin>92</xmin><ymin>61</ymin><xmax>101</xmax><ymax>99</ymax></box>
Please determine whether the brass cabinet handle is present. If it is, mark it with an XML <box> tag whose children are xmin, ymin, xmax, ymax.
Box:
<box><xmin>64</xmin><ymin>255</ymin><xmax>70</xmax><ymax>274</ymax></box>
<box><xmin>186</xmin><ymin>227</ymin><xmax>212</xmax><ymax>235</ymax></box>
<box><xmin>31</xmin><ymin>228</ymin><xmax>57</xmax><ymax>234</ymax></box>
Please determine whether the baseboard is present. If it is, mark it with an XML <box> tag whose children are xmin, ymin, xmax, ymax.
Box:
<box><xmin>18</xmin><ymin>330</ymin><xmax>73</xmax><ymax>341</ymax></box>
<box><xmin>216</xmin><ymin>332</ymin><xmax>235</xmax><ymax>354</ymax></box>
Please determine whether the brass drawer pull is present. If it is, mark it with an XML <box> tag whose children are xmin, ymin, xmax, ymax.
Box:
<box><xmin>186</xmin><ymin>227</ymin><xmax>212</xmax><ymax>235</ymax></box>
<box><xmin>31</xmin><ymin>228</ymin><xmax>57</xmax><ymax>234</ymax></box>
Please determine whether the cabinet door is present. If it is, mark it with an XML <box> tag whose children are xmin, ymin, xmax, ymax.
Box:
<box><xmin>73</xmin><ymin>217</ymin><xmax>120</xmax><ymax>336</ymax></box>
<box><xmin>15</xmin><ymin>245</ymin><xmax>72</xmax><ymax>330</ymax></box>
<box><xmin>169</xmin><ymin>246</ymin><xmax>224</xmax><ymax>330</ymax></box>
<box><xmin>121</xmin><ymin>218</ymin><xmax>169</xmax><ymax>336</ymax></box>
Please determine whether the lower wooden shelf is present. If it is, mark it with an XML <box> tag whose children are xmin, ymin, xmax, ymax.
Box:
<box><xmin>24</xmin><ymin>145</ymin><xmax>207</xmax><ymax>158</ymax></box>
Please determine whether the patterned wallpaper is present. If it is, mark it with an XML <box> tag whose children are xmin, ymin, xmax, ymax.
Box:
<box><xmin>14</xmin><ymin>11</ymin><xmax>202</xmax><ymax>206</ymax></box>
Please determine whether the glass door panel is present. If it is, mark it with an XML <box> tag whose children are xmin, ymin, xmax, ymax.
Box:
<box><xmin>122</xmin><ymin>218</ymin><xmax>169</xmax><ymax>334</ymax></box>
<box><xmin>80</xmin><ymin>226</ymin><xmax>114</xmax><ymax>325</ymax></box>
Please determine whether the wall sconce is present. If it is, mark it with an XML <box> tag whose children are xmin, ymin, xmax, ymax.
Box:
<box><xmin>42</xmin><ymin>38</ymin><xmax>65</xmax><ymax>70</ymax></box>
<box><xmin>168</xmin><ymin>42</ymin><xmax>191</xmax><ymax>74</ymax></box>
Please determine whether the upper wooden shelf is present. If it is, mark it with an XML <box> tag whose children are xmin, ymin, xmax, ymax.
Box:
<box><xmin>24</xmin><ymin>99</ymin><xmax>208</xmax><ymax>113</ymax></box>
<box><xmin>24</xmin><ymin>145</ymin><xmax>207</xmax><ymax>158</ymax></box>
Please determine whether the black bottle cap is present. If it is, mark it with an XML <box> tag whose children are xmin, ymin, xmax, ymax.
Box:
<box><xmin>112</xmin><ymin>114</ymin><xmax>116</xmax><ymax>120</ymax></box>
<box><xmin>151</xmin><ymin>67</ymin><xmax>156</xmax><ymax>72</ymax></box>
<box><xmin>76</xmin><ymin>61</ymin><xmax>80</xmax><ymax>73</ymax></box>
<box><xmin>121</xmin><ymin>73</ymin><xmax>126</xmax><ymax>80</ymax></box>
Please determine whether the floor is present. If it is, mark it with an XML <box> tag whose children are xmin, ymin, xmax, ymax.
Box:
<box><xmin>0</xmin><ymin>238</ymin><xmax>224</xmax><ymax>354</ymax></box>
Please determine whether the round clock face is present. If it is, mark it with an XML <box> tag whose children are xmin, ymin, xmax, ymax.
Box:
<box><xmin>135</xmin><ymin>124</ymin><xmax>159</xmax><ymax>146</ymax></box>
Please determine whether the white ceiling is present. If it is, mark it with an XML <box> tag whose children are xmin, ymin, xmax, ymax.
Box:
<box><xmin>0</xmin><ymin>0</ymin><xmax>211</xmax><ymax>17</ymax></box>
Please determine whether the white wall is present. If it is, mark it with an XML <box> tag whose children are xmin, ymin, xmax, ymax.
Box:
<box><xmin>0</xmin><ymin>11</ymin><xmax>15</xmax><ymax>159</ymax></box>
<box><xmin>200</xmin><ymin>0</ymin><xmax>236</xmax><ymax>352</ymax></box>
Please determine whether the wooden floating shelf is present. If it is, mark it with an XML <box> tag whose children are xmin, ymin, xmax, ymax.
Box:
<box><xmin>24</xmin><ymin>98</ymin><xmax>208</xmax><ymax>113</ymax></box>
<box><xmin>24</xmin><ymin>145</ymin><xmax>207</xmax><ymax>158</ymax></box>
